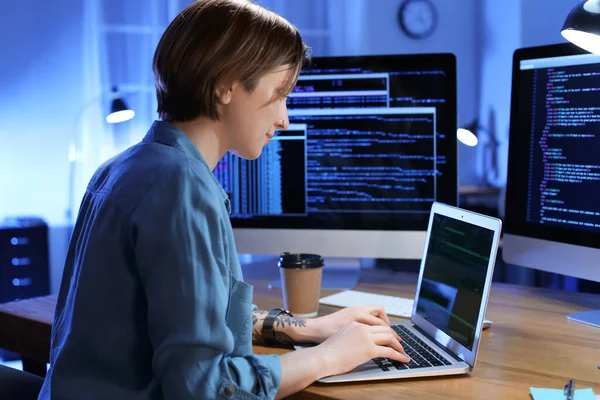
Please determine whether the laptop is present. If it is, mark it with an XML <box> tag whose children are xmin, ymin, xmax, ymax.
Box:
<box><xmin>296</xmin><ymin>202</ymin><xmax>502</xmax><ymax>383</ymax></box>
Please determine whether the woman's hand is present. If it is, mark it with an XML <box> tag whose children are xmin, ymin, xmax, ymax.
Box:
<box><xmin>309</xmin><ymin>305</ymin><xmax>397</xmax><ymax>343</ymax></box>
<box><xmin>317</xmin><ymin>321</ymin><xmax>410</xmax><ymax>378</ymax></box>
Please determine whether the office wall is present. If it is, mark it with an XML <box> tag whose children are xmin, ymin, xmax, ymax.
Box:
<box><xmin>0</xmin><ymin>0</ymin><xmax>85</xmax><ymax>294</ymax></box>
<box><xmin>476</xmin><ymin>1</ymin><xmax>521</xmax><ymax>188</ymax></box>
<box><xmin>521</xmin><ymin>0</ymin><xmax>581</xmax><ymax>48</ymax></box>
<box><xmin>0</xmin><ymin>0</ymin><xmax>84</xmax><ymax>226</ymax></box>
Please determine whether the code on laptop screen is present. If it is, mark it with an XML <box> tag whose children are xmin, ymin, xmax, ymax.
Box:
<box><xmin>415</xmin><ymin>213</ymin><xmax>494</xmax><ymax>350</ymax></box>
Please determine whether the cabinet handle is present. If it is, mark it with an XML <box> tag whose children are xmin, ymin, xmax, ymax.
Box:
<box><xmin>12</xmin><ymin>277</ymin><xmax>32</xmax><ymax>287</ymax></box>
<box><xmin>10</xmin><ymin>237</ymin><xmax>30</xmax><ymax>246</ymax></box>
<box><xmin>11</xmin><ymin>257</ymin><xmax>31</xmax><ymax>266</ymax></box>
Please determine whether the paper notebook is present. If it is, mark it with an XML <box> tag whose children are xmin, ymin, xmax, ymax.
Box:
<box><xmin>530</xmin><ymin>387</ymin><xmax>597</xmax><ymax>400</ymax></box>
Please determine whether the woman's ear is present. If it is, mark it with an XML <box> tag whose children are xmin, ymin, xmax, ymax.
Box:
<box><xmin>215</xmin><ymin>82</ymin><xmax>235</xmax><ymax>105</ymax></box>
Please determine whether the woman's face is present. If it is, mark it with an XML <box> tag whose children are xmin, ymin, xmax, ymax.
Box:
<box><xmin>220</xmin><ymin>66</ymin><xmax>292</xmax><ymax>160</ymax></box>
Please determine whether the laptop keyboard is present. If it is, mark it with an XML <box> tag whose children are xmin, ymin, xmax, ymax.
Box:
<box><xmin>373</xmin><ymin>325</ymin><xmax>453</xmax><ymax>371</ymax></box>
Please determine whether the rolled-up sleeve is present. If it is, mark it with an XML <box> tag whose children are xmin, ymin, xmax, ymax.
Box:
<box><xmin>131</xmin><ymin>162</ymin><xmax>281</xmax><ymax>400</ymax></box>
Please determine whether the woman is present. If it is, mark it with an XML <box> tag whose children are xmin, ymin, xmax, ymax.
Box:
<box><xmin>39</xmin><ymin>1</ymin><xmax>409</xmax><ymax>399</ymax></box>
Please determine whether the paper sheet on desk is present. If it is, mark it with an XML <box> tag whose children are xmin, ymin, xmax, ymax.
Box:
<box><xmin>530</xmin><ymin>387</ymin><xmax>597</xmax><ymax>400</ymax></box>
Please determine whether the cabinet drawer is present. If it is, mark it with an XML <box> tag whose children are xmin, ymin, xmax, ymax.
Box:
<box><xmin>0</xmin><ymin>223</ymin><xmax>50</xmax><ymax>303</ymax></box>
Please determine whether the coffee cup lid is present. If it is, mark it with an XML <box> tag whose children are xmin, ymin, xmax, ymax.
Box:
<box><xmin>278</xmin><ymin>252</ymin><xmax>324</xmax><ymax>269</ymax></box>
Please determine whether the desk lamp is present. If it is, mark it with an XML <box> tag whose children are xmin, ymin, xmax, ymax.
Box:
<box><xmin>456</xmin><ymin>123</ymin><xmax>480</xmax><ymax>191</ymax></box>
<box><xmin>562</xmin><ymin>0</ymin><xmax>600</xmax><ymax>55</ymax></box>
<box><xmin>106</xmin><ymin>86</ymin><xmax>135</xmax><ymax>124</ymax></box>
<box><xmin>457</xmin><ymin>121</ymin><xmax>479</xmax><ymax>147</ymax></box>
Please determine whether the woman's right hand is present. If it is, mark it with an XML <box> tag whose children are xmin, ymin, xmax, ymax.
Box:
<box><xmin>316</xmin><ymin>321</ymin><xmax>411</xmax><ymax>377</ymax></box>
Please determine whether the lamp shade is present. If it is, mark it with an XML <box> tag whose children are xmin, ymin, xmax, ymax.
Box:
<box><xmin>106</xmin><ymin>86</ymin><xmax>135</xmax><ymax>124</ymax></box>
<box><xmin>561</xmin><ymin>0</ymin><xmax>600</xmax><ymax>55</ymax></box>
<box><xmin>457</xmin><ymin>120</ymin><xmax>479</xmax><ymax>147</ymax></box>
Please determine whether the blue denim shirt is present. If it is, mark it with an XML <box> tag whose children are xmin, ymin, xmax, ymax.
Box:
<box><xmin>38</xmin><ymin>121</ymin><xmax>282</xmax><ymax>400</ymax></box>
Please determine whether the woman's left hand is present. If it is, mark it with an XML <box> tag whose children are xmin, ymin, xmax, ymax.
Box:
<box><xmin>309</xmin><ymin>305</ymin><xmax>398</xmax><ymax>343</ymax></box>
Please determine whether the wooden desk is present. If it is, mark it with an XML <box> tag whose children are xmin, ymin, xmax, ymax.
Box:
<box><xmin>0</xmin><ymin>295</ymin><xmax>54</xmax><ymax>377</ymax></box>
<box><xmin>1</xmin><ymin>268</ymin><xmax>599</xmax><ymax>399</ymax></box>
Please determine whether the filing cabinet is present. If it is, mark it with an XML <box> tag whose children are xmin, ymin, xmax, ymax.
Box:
<box><xmin>0</xmin><ymin>218</ymin><xmax>50</xmax><ymax>303</ymax></box>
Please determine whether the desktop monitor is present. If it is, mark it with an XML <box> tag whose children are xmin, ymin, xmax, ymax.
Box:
<box><xmin>213</xmin><ymin>53</ymin><xmax>457</xmax><ymax>287</ymax></box>
<box><xmin>504</xmin><ymin>42</ymin><xmax>600</xmax><ymax>327</ymax></box>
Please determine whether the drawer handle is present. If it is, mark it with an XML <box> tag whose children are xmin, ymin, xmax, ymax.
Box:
<box><xmin>10</xmin><ymin>237</ymin><xmax>30</xmax><ymax>246</ymax></box>
<box><xmin>11</xmin><ymin>257</ymin><xmax>31</xmax><ymax>266</ymax></box>
<box><xmin>12</xmin><ymin>278</ymin><xmax>32</xmax><ymax>287</ymax></box>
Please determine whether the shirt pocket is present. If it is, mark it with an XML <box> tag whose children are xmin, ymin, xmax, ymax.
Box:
<box><xmin>226</xmin><ymin>276</ymin><xmax>254</xmax><ymax>355</ymax></box>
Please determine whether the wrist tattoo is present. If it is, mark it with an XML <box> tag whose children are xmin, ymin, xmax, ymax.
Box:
<box><xmin>250</xmin><ymin>310</ymin><xmax>307</xmax><ymax>345</ymax></box>
<box><xmin>274</xmin><ymin>315</ymin><xmax>307</xmax><ymax>329</ymax></box>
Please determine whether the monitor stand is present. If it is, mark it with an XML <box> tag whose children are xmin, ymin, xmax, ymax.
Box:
<box><xmin>268</xmin><ymin>257</ymin><xmax>361</xmax><ymax>290</ymax></box>
<box><xmin>567</xmin><ymin>309</ymin><xmax>600</xmax><ymax>328</ymax></box>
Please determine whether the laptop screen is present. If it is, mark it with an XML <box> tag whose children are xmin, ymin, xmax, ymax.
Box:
<box><xmin>415</xmin><ymin>213</ymin><xmax>494</xmax><ymax>350</ymax></box>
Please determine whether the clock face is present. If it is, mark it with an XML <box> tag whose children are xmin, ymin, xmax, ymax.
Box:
<box><xmin>398</xmin><ymin>0</ymin><xmax>438</xmax><ymax>39</ymax></box>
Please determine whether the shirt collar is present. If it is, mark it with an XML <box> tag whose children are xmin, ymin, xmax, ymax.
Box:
<box><xmin>143</xmin><ymin>120</ymin><xmax>230</xmax><ymax>209</ymax></box>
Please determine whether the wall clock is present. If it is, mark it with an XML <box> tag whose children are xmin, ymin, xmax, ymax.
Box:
<box><xmin>398</xmin><ymin>0</ymin><xmax>438</xmax><ymax>40</ymax></box>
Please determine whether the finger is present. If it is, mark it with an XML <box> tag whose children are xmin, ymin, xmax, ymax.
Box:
<box><xmin>355</xmin><ymin>314</ymin><xmax>388</xmax><ymax>328</ymax></box>
<box><xmin>377</xmin><ymin>335</ymin><xmax>410</xmax><ymax>361</ymax></box>
<box><xmin>367</xmin><ymin>325</ymin><xmax>400</xmax><ymax>338</ymax></box>
<box><xmin>380</xmin><ymin>346</ymin><xmax>411</xmax><ymax>364</ymax></box>
<box><xmin>368</xmin><ymin>306</ymin><xmax>391</xmax><ymax>326</ymax></box>
<box><xmin>372</xmin><ymin>332</ymin><xmax>407</xmax><ymax>356</ymax></box>
<box><xmin>366</xmin><ymin>323</ymin><xmax>402</xmax><ymax>342</ymax></box>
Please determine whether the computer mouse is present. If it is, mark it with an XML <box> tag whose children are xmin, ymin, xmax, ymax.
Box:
<box><xmin>482</xmin><ymin>319</ymin><xmax>492</xmax><ymax>330</ymax></box>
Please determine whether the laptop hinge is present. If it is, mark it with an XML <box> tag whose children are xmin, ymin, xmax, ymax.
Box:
<box><xmin>412</xmin><ymin>324</ymin><xmax>465</xmax><ymax>364</ymax></box>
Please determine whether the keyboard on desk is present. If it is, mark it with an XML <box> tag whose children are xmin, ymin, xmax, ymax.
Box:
<box><xmin>374</xmin><ymin>325</ymin><xmax>453</xmax><ymax>371</ymax></box>
<box><xmin>319</xmin><ymin>290</ymin><xmax>414</xmax><ymax>318</ymax></box>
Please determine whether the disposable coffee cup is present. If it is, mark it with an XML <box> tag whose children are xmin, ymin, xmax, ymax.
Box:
<box><xmin>278</xmin><ymin>252</ymin><xmax>324</xmax><ymax>317</ymax></box>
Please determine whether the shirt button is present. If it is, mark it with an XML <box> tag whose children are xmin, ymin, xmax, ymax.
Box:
<box><xmin>224</xmin><ymin>385</ymin><xmax>236</xmax><ymax>397</ymax></box>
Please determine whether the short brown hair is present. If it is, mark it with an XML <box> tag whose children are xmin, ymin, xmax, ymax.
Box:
<box><xmin>153</xmin><ymin>0</ymin><xmax>308</xmax><ymax>122</ymax></box>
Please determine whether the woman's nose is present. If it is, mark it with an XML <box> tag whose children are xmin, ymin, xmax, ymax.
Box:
<box><xmin>275</xmin><ymin>118</ymin><xmax>288</xmax><ymax>130</ymax></box>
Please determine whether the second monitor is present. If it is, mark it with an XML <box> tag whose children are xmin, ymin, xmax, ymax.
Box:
<box><xmin>504</xmin><ymin>43</ymin><xmax>600</xmax><ymax>326</ymax></box>
<box><xmin>214</xmin><ymin>53</ymin><xmax>458</xmax><ymax>286</ymax></box>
